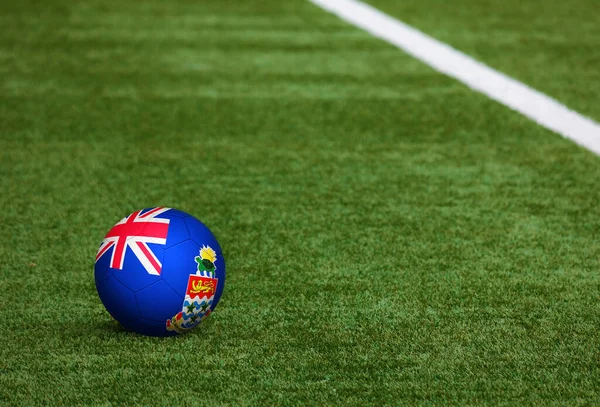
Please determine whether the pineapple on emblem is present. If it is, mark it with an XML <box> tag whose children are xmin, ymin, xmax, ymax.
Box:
<box><xmin>195</xmin><ymin>245</ymin><xmax>217</xmax><ymax>276</ymax></box>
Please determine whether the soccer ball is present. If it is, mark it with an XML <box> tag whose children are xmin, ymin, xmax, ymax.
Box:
<box><xmin>94</xmin><ymin>207</ymin><xmax>225</xmax><ymax>336</ymax></box>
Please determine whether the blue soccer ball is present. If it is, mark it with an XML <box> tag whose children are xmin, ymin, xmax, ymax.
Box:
<box><xmin>94</xmin><ymin>207</ymin><xmax>225</xmax><ymax>336</ymax></box>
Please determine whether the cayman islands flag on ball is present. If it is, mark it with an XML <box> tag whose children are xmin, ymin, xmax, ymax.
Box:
<box><xmin>94</xmin><ymin>207</ymin><xmax>226</xmax><ymax>337</ymax></box>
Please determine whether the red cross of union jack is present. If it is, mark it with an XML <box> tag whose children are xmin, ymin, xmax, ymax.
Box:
<box><xmin>95</xmin><ymin>207</ymin><xmax>171</xmax><ymax>275</ymax></box>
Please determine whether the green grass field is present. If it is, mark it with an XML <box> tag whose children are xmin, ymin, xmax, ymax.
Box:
<box><xmin>1</xmin><ymin>0</ymin><xmax>599</xmax><ymax>405</ymax></box>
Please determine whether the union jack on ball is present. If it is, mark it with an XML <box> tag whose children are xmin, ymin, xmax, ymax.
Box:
<box><xmin>94</xmin><ymin>207</ymin><xmax>226</xmax><ymax>337</ymax></box>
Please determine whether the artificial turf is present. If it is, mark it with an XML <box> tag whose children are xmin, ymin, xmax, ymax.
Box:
<box><xmin>1</xmin><ymin>0</ymin><xmax>599</xmax><ymax>405</ymax></box>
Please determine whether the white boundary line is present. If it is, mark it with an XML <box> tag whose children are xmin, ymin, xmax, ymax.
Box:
<box><xmin>309</xmin><ymin>0</ymin><xmax>600</xmax><ymax>156</ymax></box>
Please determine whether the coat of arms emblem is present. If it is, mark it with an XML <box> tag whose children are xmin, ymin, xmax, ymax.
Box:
<box><xmin>166</xmin><ymin>246</ymin><xmax>219</xmax><ymax>333</ymax></box>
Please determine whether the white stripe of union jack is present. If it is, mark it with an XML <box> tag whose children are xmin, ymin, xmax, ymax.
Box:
<box><xmin>95</xmin><ymin>207</ymin><xmax>171</xmax><ymax>275</ymax></box>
